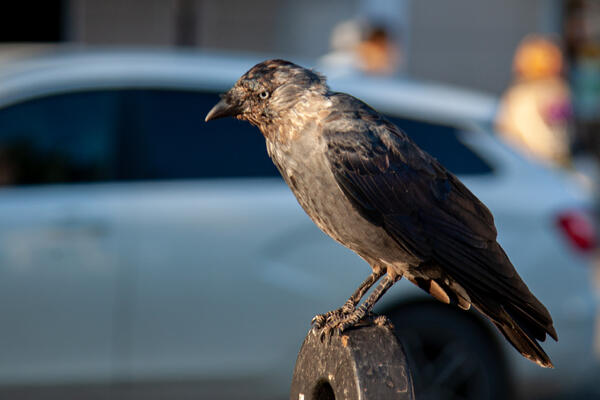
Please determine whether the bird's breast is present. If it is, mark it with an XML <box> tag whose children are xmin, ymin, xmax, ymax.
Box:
<box><xmin>266</xmin><ymin>132</ymin><xmax>404</xmax><ymax>265</ymax></box>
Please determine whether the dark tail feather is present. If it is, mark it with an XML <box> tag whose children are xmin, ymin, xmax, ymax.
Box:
<box><xmin>419</xmin><ymin>226</ymin><xmax>558</xmax><ymax>367</ymax></box>
<box><xmin>493</xmin><ymin>314</ymin><xmax>554</xmax><ymax>368</ymax></box>
<box><xmin>435</xmin><ymin>241</ymin><xmax>558</xmax><ymax>367</ymax></box>
<box><xmin>473</xmin><ymin>296</ymin><xmax>556</xmax><ymax>368</ymax></box>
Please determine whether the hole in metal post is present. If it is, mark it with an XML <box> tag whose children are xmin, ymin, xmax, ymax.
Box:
<box><xmin>312</xmin><ymin>379</ymin><xmax>335</xmax><ymax>400</ymax></box>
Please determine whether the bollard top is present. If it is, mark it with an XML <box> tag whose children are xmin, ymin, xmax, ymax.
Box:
<box><xmin>290</xmin><ymin>322</ymin><xmax>415</xmax><ymax>400</ymax></box>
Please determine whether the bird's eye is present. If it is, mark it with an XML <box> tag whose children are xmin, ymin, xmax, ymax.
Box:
<box><xmin>259</xmin><ymin>91</ymin><xmax>269</xmax><ymax>100</ymax></box>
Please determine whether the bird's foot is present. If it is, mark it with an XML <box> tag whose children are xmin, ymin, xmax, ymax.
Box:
<box><xmin>311</xmin><ymin>300</ymin><xmax>356</xmax><ymax>329</ymax></box>
<box><xmin>313</xmin><ymin>309</ymin><xmax>394</xmax><ymax>342</ymax></box>
<box><xmin>310</xmin><ymin>309</ymin><xmax>345</xmax><ymax>331</ymax></box>
<box><xmin>312</xmin><ymin>275</ymin><xmax>397</xmax><ymax>341</ymax></box>
<box><xmin>312</xmin><ymin>307</ymin><xmax>387</xmax><ymax>342</ymax></box>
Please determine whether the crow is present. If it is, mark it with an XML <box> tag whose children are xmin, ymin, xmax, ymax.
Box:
<box><xmin>206</xmin><ymin>59</ymin><xmax>557</xmax><ymax>368</ymax></box>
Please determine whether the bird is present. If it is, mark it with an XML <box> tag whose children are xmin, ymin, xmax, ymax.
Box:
<box><xmin>205</xmin><ymin>59</ymin><xmax>558</xmax><ymax>368</ymax></box>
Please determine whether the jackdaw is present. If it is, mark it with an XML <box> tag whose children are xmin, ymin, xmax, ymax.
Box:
<box><xmin>206</xmin><ymin>59</ymin><xmax>557</xmax><ymax>368</ymax></box>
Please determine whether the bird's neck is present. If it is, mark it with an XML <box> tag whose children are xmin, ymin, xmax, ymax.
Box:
<box><xmin>260</xmin><ymin>92</ymin><xmax>332</xmax><ymax>146</ymax></box>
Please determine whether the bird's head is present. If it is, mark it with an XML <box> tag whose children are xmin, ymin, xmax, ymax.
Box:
<box><xmin>205</xmin><ymin>59</ymin><xmax>328</xmax><ymax>128</ymax></box>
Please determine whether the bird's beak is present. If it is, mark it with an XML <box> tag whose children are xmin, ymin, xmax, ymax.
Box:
<box><xmin>205</xmin><ymin>97</ymin><xmax>240</xmax><ymax>122</ymax></box>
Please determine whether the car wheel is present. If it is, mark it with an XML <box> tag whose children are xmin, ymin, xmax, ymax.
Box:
<box><xmin>387</xmin><ymin>302</ymin><xmax>511</xmax><ymax>400</ymax></box>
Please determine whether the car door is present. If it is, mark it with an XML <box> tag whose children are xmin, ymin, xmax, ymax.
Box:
<box><xmin>0</xmin><ymin>91</ymin><xmax>122</xmax><ymax>387</ymax></box>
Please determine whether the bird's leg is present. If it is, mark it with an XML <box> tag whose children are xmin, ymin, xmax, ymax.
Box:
<box><xmin>321</xmin><ymin>272</ymin><xmax>402</xmax><ymax>338</ymax></box>
<box><xmin>341</xmin><ymin>268</ymin><xmax>386</xmax><ymax>313</ymax></box>
<box><xmin>312</xmin><ymin>269</ymin><xmax>385</xmax><ymax>328</ymax></box>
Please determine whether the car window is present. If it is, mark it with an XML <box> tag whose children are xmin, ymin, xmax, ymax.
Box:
<box><xmin>0</xmin><ymin>91</ymin><xmax>119</xmax><ymax>186</ymax></box>
<box><xmin>385</xmin><ymin>116</ymin><xmax>493</xmax><ymax>175</ymax></box>
<box><xmin>0</xmin><ymin>89</ymin><xmax>280</xmax><ymax>186</ymax></box>
<box><xmin>118</xmin><ymin>89</ymin><xmax>280</xmax><ymax>180</ymax></box>
<box><xmin>0</xmin><ymin>88</ymin><xmax>489</xmax><ymax>186</ymax></box>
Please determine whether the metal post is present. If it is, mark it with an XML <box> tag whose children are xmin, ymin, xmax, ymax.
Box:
<box><xmin>290</xmin><ymin>322</ymin><xmax>415</xmax><ymax>400</ymax></box>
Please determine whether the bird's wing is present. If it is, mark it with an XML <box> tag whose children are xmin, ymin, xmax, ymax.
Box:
<box><xmin>322</xmin><ymin>93</ymin><xmax>557</xmax><ymax>366</ymax></box>
<box><xmin>322</xmin><ymin>94</ymin><xmax>497</xmax><ymax>262</ymax></box>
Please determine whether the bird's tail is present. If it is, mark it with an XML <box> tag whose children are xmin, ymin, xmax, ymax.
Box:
<box><xmin>432</xmin><ymin>239</ymin><xmax>559</xmax><ymax>368</ymax></box>
<box><xmin>470</xmin><ymin>290</ymin><xmax>557</xmax><ymax>368</ymax></box>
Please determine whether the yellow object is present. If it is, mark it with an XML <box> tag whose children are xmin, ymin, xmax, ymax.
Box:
<box><xmin>513</xmin><ymin>35</ymin><xmax>563</xmax><ymax>80</ymax></box>
<box><xmin>496</xmin><ymin>78</ymin><xmax>571</xmax><ymax>167</ymax></box>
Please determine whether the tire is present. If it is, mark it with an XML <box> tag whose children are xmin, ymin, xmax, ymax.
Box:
<box><xmin>387</xmin><ymin>302</ymin><xmax>512</xmax><ymax>400</ymax></box>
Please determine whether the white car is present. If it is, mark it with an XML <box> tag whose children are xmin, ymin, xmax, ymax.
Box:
<box><xmin>0</xmin><ymin>48</ymin><xmax>597</xmax><ymax>399</ymax></box>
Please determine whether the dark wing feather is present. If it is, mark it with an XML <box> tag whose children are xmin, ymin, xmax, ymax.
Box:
<box><xmin>323</xmin><ymin>93</ymin><xmax>557</xmax><ymax>367</ymax></box>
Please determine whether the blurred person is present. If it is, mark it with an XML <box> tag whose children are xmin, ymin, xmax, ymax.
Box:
<box><xmin>356</xmin><ymin>24</ymin><xmax>401</xmax><ymax>75</ymax></box>
<box><xmin>319</xmin><ymin>20</ymin><xmax>401</xmax><ymax>77</ymax></box>
<box><xmin>495</xmin><ymin>35</ymin><xmax>573</xmax><ymax>168</ymax></box>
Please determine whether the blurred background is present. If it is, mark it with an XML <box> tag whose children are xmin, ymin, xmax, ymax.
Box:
<box><xmin>1</xmin><ymin>0</ymin><xmax>572</xmax><ymax>91</ymax></box>
<box><xmin>0</xmin><ymin>1</ymin><xmax>600</xmax><ymax>399</ymax></box>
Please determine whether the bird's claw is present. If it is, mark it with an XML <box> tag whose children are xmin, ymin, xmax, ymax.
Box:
<box><xmin>311</xmin><ymin>306</ymin><xmax>353</xmax><ymax>341</ymax></box>
<box><xmin>316</xmin><ymin>323</ymin><xmax>345</xmax><ymax>343</ymax></box>
<box><xmin>311</xmin><ymin>306</ymin><xmax>351</xmax><ymax>329</ymax></box>
<box><xmin>312</xmin><ymin>308</ymin><xmax>381</xmax><ymax>342</ymax></box>
<box><xmin>310</xmin><ymin>300</ymin><xmax>356</xmax><ymax>328</ymax></box>
<box><xmin>318</xmin><ymin>326</ymin><xmax>332</xmax><ymax>343</ymax></box>
<box><xmin>311</xmin><ymin>314</ymin><xmax>327</xmax><ymax>328</ymax></box>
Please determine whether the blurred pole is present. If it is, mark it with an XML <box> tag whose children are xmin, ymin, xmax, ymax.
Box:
<box><xmin>539</xmin><ymin>0</ymin><xmax>563</xmax><ymax>35</ymax></box>
<box><xmin>175</xmin><ymin>0</ymin><xmax>197</xmax><ymax>47</ymax></box>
